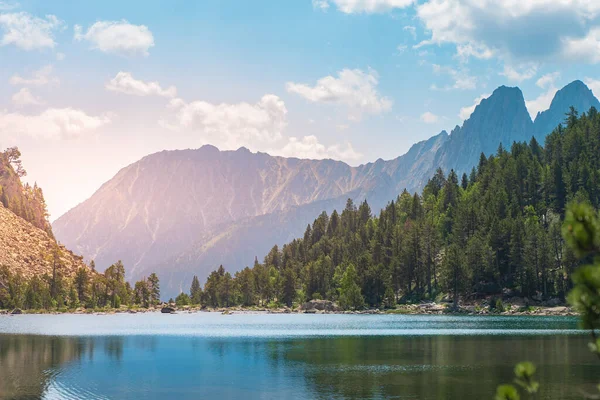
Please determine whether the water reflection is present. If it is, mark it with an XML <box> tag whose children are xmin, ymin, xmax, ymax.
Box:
<box><xmin>0</xmin><ymin>316</ymin><xmax>597</xmax><ymax>399</ymax></box>
<box><xmin>275</xmin><ymin>335</ymin><xmax>599</xmax><ymax>399</ymax></box>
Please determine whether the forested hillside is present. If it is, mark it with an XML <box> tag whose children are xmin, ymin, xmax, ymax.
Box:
<box><xmin>187</xmin><ymin>107</ymin><xmax>599</xmax><ymax>309</ymax></box>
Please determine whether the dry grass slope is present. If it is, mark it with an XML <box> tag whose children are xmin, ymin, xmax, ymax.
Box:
<box><xmin>0</xmin><ymin>203</ymin><xmax>88</xmax><ymax>280</ymax></box>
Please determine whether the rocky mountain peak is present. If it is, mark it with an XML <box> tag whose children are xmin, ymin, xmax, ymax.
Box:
<box><xmin>533</xmin><ymin>80</ymin><xmax>600</xmax><ymax>139</ymax></box>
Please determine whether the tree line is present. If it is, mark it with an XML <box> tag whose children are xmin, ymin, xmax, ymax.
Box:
<box><xmin>179</xmin><ymin>106</ymin><xmax>600</xmax><ymax>310</ymax></box>
<box><xmin>0</xmin><ymin>245</ymin><xmax>160</xmax><ymax>311</ymax></box>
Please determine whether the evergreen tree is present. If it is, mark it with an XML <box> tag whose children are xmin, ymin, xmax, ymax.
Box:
<box><xmin>339</xmin><ymin>264</ymin><xmax>364</xmax><ymax>310</ymax></box>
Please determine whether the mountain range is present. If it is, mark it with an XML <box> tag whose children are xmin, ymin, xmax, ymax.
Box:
<box><xmin>52</xmin><ymin>80</ymin><xmax>600</xmax><ymax>298</ymax></box>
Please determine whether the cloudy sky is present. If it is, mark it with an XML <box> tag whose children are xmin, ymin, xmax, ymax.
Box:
<box><xmin>2</xmin><ymin>0</ymin><xmax>600</xmax><ymax>220</ymax></box>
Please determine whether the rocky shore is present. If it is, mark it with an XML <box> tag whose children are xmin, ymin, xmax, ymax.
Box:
<box><xmin>0</xmin><ymin>298</ymin><xmax>576</xmax><ymax>317</ymax></box>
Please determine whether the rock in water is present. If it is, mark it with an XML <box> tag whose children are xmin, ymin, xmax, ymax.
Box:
<box><xmin>161</xmin><ymin>307</ymin><xmax>175</xmax><ymax>314</ymax></box>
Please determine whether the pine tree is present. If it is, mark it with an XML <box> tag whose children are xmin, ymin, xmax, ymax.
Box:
<box><xmin>339</xmin><ymin>264</ymin><xmax>364</xmax><ymax>310</ymax></box>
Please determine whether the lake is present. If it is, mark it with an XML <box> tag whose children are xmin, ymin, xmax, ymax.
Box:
<box><xmin>0</xmin><ymin>313</ymin><xmax>596</xmax><ymax>399</ymax></box>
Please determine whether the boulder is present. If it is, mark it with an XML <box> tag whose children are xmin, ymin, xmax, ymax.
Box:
<box><xmin>161</xmin><ymin>307</ymin><xmax>176</xmax><ymax>314</ymax></box>
<box><xmin>543</xmin><ymin>298</ymin><xmax>562</xmax><ymax>307</ymax></box>
<box><xmin>418</xmin><ymin>303</ymin><xmax>446</xmax><ymax>312</ymax></box>
<box><xmin>545</xmin><ymin>306</ymin><xmax>569</xmax><ymax>315</ymax></box>
<box><xmin>10</xmin><ymin>308</ymin><xmax>22</xmax><ymax>315</ymax></box>
<box><xmin>300</xmin><ymin>299</ymin><xmax>341</xmax><ymax>312</ymax></box>
<box><xmin>506</xmin><ymin>297</ymin><xmax>526</xmax><ymax>307</ymax></box>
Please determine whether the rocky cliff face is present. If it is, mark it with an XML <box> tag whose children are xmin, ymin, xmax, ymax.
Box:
<box><xmin>52</xmin><ymin>81</ymin><xmax>600</xmax><ymax>298</ymax></box>
<box><xmin>0</xmin><ymin>203</ymin><xmax>87</xmax><ymax>280</ymax></box>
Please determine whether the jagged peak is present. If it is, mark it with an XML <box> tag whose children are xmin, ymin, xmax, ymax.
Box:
<box><xmin>549</xmin><ymin>80</ymin><xmax>595</xmax><ymax>108</ymax></box>
<box><xmin>490</xmin><ymin>85</ymin><xmax>525</xmax><ymax>98</ymax></box>
<box><xmin>532</xmin><ymin>80</ymin><xmax>600</xmax><ymax>128</ymax></box>
<box><xmin>465</xmin><ymin>85</ymin><xmax>529</xmax><ymax>125</ymax></box>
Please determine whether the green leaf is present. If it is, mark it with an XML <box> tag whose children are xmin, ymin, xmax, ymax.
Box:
<box><xmin>514</xmin><ymin>362</ymin><xmax>535</xmax><ymax>379</ymax></box>
<box><xmin>495</xmin><ymin>384</ymin><xmax>520</xmax><ymax>400</ymax></box>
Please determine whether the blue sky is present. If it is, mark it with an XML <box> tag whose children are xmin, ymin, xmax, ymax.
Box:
<box><xmin>2</xmin><ymin>0</ymin><xmax>600</xmax><ymax>219</ymax></box>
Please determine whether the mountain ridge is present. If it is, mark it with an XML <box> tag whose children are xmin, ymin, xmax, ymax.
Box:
<box><xmin>53</xmin><ymin>80</ymin><xmax>600</xmax><ymax>298</ymax></box>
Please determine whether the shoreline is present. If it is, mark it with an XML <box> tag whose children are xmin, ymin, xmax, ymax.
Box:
<box><xmin>0</xmin><ymin>302</ymin><xmax>577</xmax><ymax>317</ymax></box>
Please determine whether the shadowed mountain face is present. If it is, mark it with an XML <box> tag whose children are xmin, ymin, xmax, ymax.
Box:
<box><xmin>53</xmin><ymin>81</ymin><xmax>600</xmax><ymax>298</ymax></box>
<box><xmin>432</xmin><ymin>86</ymin><xmax>533</xmax><ymax>179</ymax></box>
<box><xmin>533</xmin><ymin>80</ymin><xmax>600</xmax><ymax>140</ymax></box>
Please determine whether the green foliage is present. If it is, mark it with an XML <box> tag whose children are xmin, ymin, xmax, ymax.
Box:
<box><xmin>339</xmin><ymin>264</ymin><xmax>364</xmax><ymax>310</ymax></box>
<box><xmin>190</xmin><ymin>275</ymin><xmax>202</xmax><ymax>305</ymax></box>
<box><xmin>563</xmin><ymin>202</ymin><xmax>600</xmax><ymax>258</ymax></box>
<box><xmin>495</xmin><ymin>362</ymin><xmax>538</xmax><ymax>399</ymax></box>
<box><xmin>494</xmin><ymin>384</ymin><xmax>520</xmax><ymax>400</ymax></box>
<box><xmin>175</xmin><ymin>292</ymin><xmax>191</xmax><ymax>306</ymax></box>
<box><xmin>181</xmin><ymin>108</ymin><xmax>600</xmax><ymax>310</ymax></box>
<box><xmin>0</xmin><ymin>257</ymin><xmax>161</xmax><ymax>311</ymax></box>
<box><xmin>564</xmin><ymin>202</ymin><xmax>600</xmax><ymax>340</ymax></box>
<box><xmin>495</xmin><ymin>299</ymin><xmax>505</xmax><ymax>313</ymax></box>
<box><xmin>495</xmin><ymin>199</ymin><xmax>600</xmax><ymax>398</ymax></box>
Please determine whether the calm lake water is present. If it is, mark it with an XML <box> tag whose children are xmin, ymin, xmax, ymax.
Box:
<box><xmin>0</xmin><ymin>313</ymin><xmax>596</xmax><ymax>399</ymax></box>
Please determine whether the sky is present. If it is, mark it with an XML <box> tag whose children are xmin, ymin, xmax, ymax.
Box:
<box><xmin>2</xmin><ymin>0</ymin><xmax>600</xmax><ymax>220</ymax></box>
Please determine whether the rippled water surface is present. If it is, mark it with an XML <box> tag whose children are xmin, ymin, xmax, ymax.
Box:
<box><xmin>0</xmin><ymin>313</ymin><xmax>595</xmax><ymax>399</ymax></box>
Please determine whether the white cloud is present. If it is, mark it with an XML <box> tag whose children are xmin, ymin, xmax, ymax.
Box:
<box><xmin>500</xmin><ymin>64</ymin><xmax>538</xmax><ymax>82</ymax></box>
<box><xmin>584</xmin><ymin>77</ymin><xmax>600</xmax><ymax>98</ymax></box>
<box><xmin>455</xmin><ymin>43</ymin><xmax>493</xmax><ymax>61</ymax></box>
<box><xmin>420</xmin><ymin>111</ymin><xmax>439</xmax><ymax>123</ymax></box>
<box><xmin>0</xmin><ymin>12</ymin><xmax>63</xmax><ymax>50</ymax></box>
<box><xmin>276</xmin><ymin>135</ymin><xmax>362</xmax><ymax>162</ymax></box>
<box><xmin>162</xmin><ymin>94</ymin><xmax>287</xmax><ymax>149</ymax></box>
<box><xmin>431</xmin><ymin>64</ymin><xmax>476</xmax><ymax>90</ymax></box>
<box><xmin>286</xmin><ymin>68</ymin><xmax>392</xmax><ymax>118</ymax></box>
<box><xmin>55</xmin><ymin>52</ymin><xmax>65</xmax><ymax>61</ymax></box>
<box><xmin>9</xmin><ymin>65</ymin><xmax>58</xmax><ymax>86</ymax></box>
<box><xmin>397</xmin><ymin>44</ymin><xmax>407</xmax><ymax>53</ymax></box>
<box><xmin>11</xmin><ymin>88</ymin><xmax>44</xmax><ymax>106</ymax></box>
<box><xmin>459</xmin><ymin>93</ymin><xmax>490</xmax><ymax>120</ymax></box>
<box><xmin>0</xmin><ymin>108</ymin><xmax>111</xmax><ymax>140</ymax></box>
<box><xmin>106</xmin><ymin>71</ymin><xmax>176</xmax><ymax>98</ymax></box>
<box><xmin>325</xmin><ymin>0</ymin><xmax>414</xmax><ymax>13</ymax></box>
<box><xmin>416</xmin><ymin>0</ymin><xmax>600</xmax><ymax>63</ymax></box>
<box><xmin>74</xmin><ymin>20</ymin><xmax>154</xmax><ymax>56</ymax></box>
<box><xmin>0</xmin><ymin>2</ymin><xmax>19</xmax><ymax>11</ymax></box>
<box><xmin>526</xmin><ymin>86</ymin><xmax>558</xmax><ymax>119</ymax></box>
<box><xmin>312</xmin><ymin>0</ymin><xmax>330</xmax><ymax>11</ymax></box>
<box><xmin>563</xmin><ymin>28</ymin><xmax>600</xmax><ymax>63</ymax></box>
<box><xmin>403</xmin><ymin>25</ymin><xmax>416</xmax><ymax>40</ymax></box>
<box><xmin>536</xmin><ymin>72</ymin><xmax>560</xmax><ymax>89</ymax></box>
